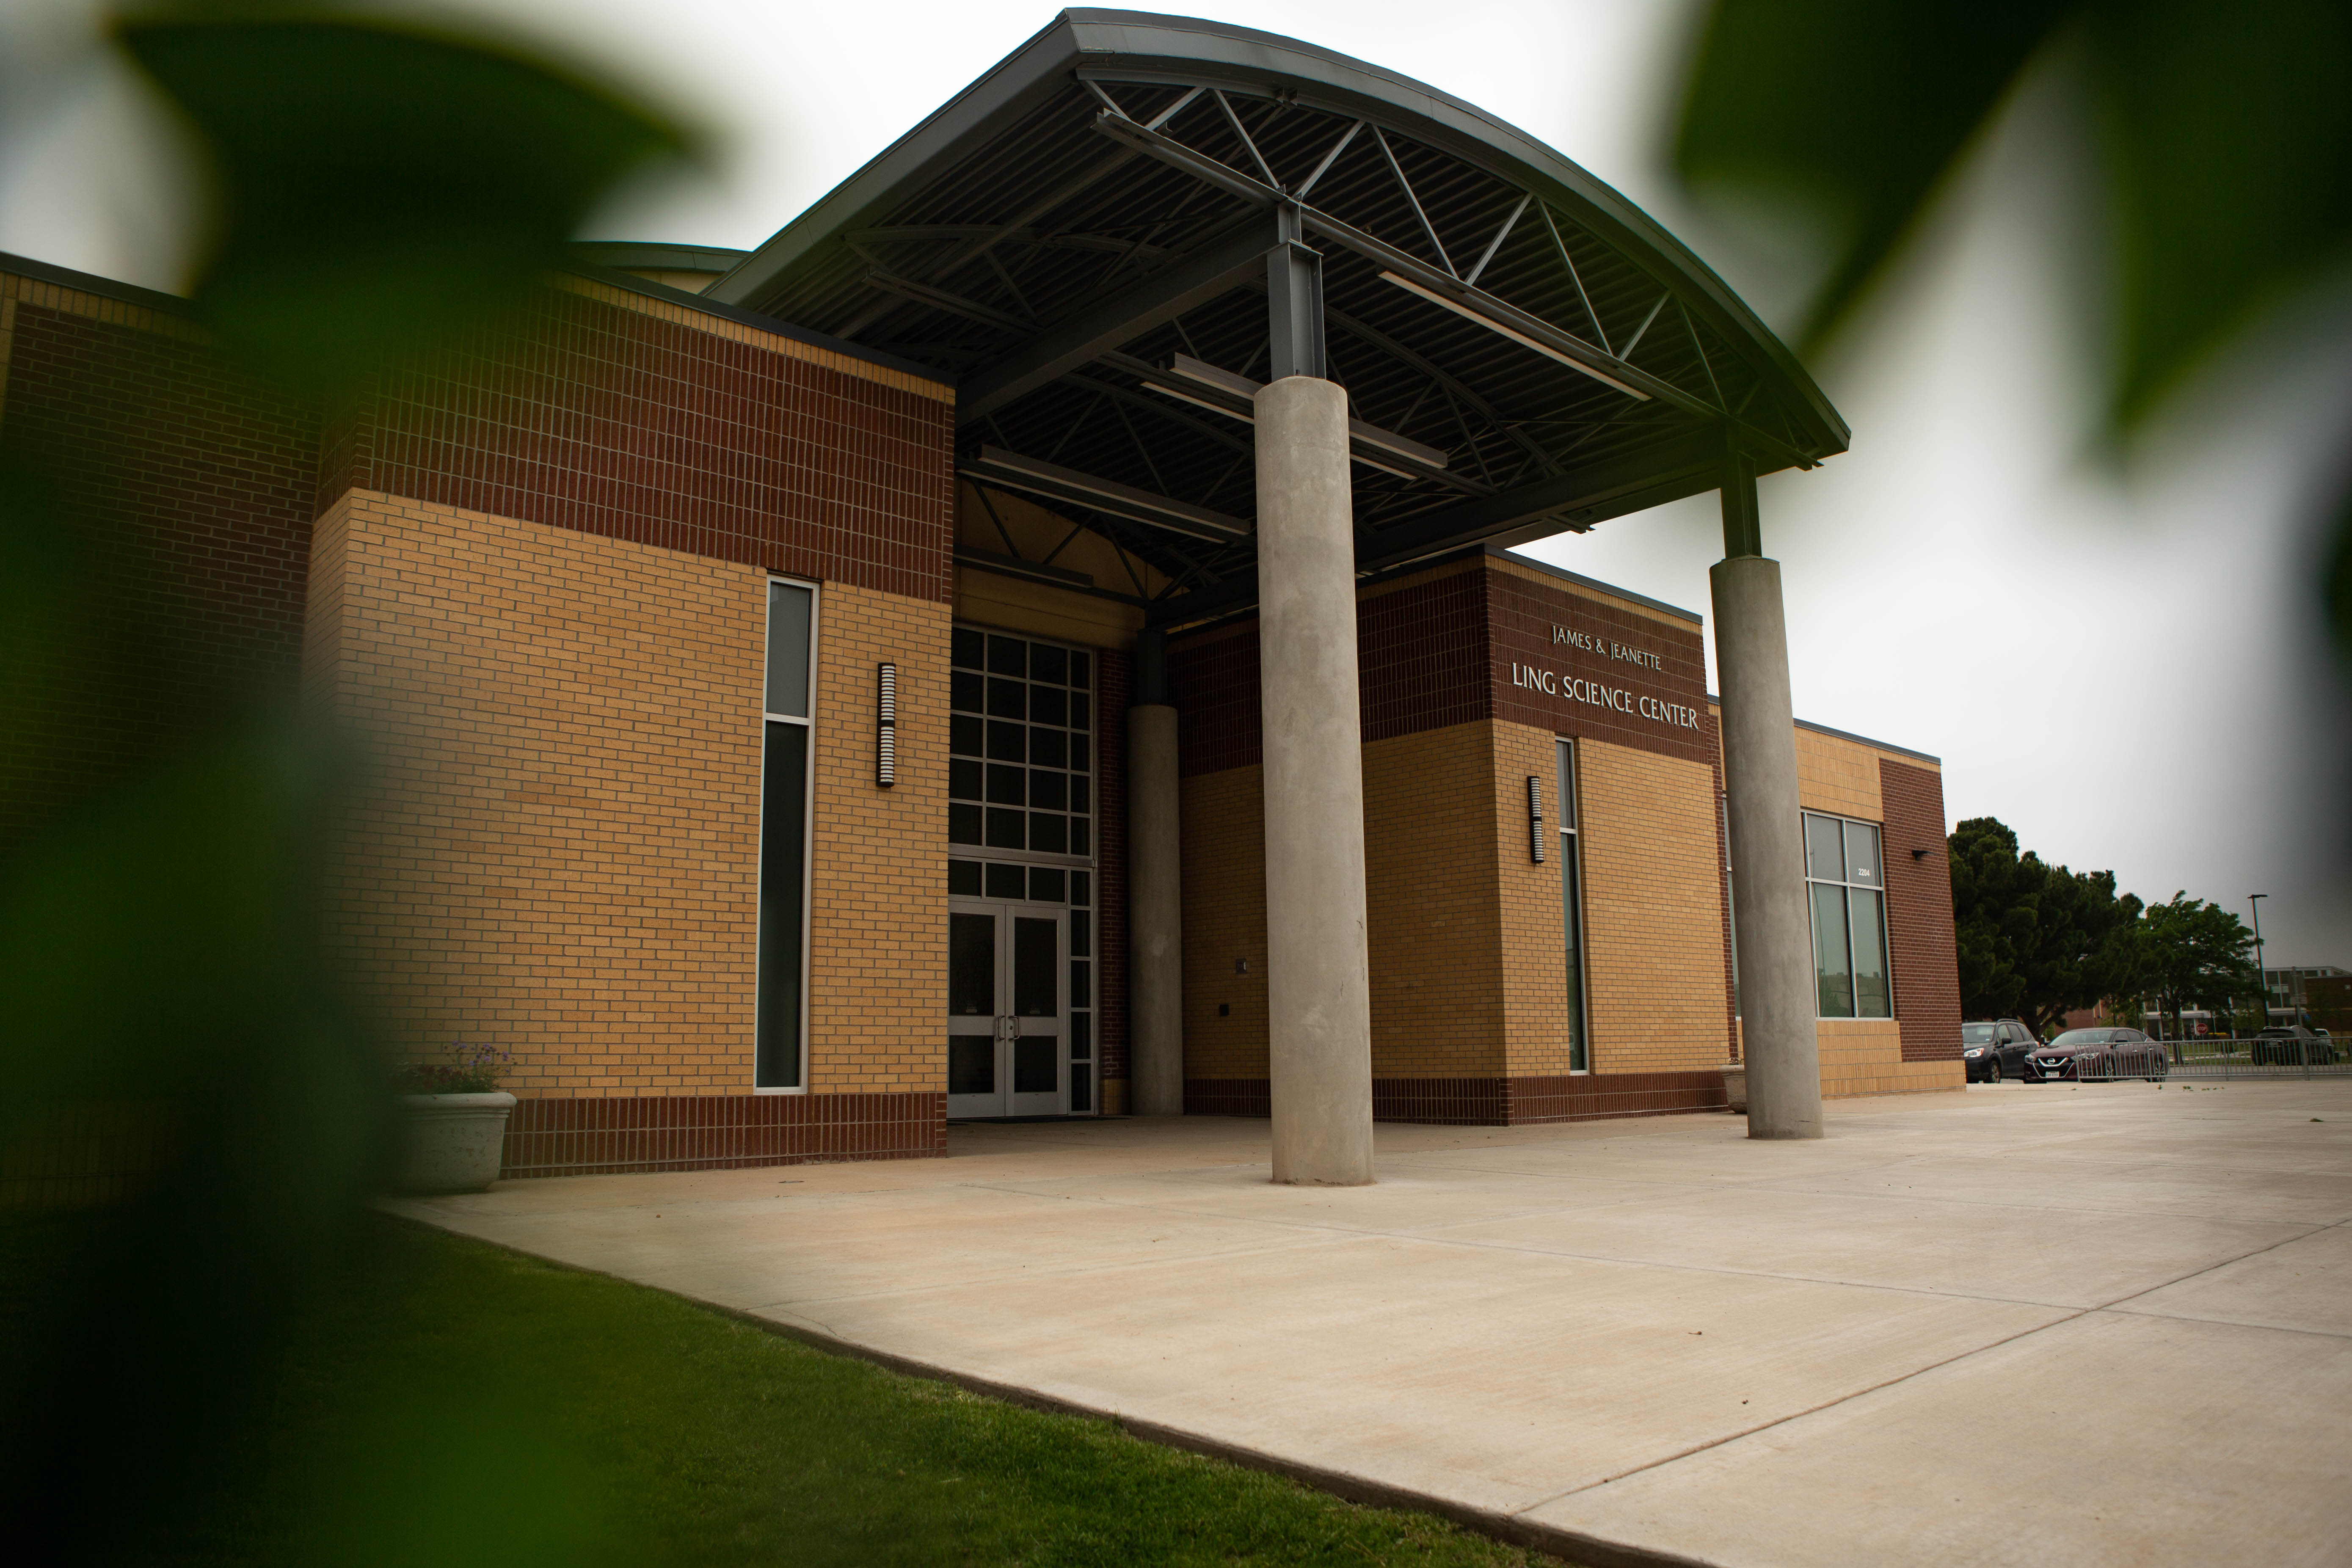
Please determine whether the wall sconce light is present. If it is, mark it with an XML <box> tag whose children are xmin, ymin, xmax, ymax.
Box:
<box><xmin>1527</xmin><ymin>776</ymin><xmax>1545</xmax><ymax>863</ymax></box>
<box><xmin>876</xmin><ymin>662</ymin><xmax>897</xmax><ymax>787</ymax></box>
<box><xmin>1911</xmin><ymin>847</ymin><xmax>1930</xmax><ymax>860</ymax></box>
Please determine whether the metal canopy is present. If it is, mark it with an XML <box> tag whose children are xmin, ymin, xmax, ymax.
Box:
<box><xmin>709</xmin><ymin>8</ymin><xmax>1848</xmax><ymax>628</ymax></box>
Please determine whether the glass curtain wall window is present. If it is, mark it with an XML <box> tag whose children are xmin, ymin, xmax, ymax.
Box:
<box><xmin>1804</xmin><ymin>811</ymin><xmax>1891</xmax><ymax>1019</ymax></box>
<box><xmin>947</xmin><ymin>628</ymin><xmax>1096</xmax><ymax>1113</ymax></box>
<box><xmin>1555</xmin><ymin>739</ymin><xmax>1590</xmax><ymax>1072</ymax></box>
<box><xmin>756</xmin><ymin>581</ymin><xmax>816</xmax><ymax>1089</ymax></box>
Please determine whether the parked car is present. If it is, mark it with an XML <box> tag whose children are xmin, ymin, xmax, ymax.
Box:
<box><xmin>2027</xmin><ymin>1028</ymin><xmax>2168</xmax><ymax>1082</ymax></box>
<box><xmin>2251</xmin><ymin>1026</ymin><xmax>2340</xmax><ymax>1066</ymax></box>
<box><xmin>1961</xmin><ymin>1019</ymin><xmax>2039</xmax><ymax>1083</ymax></box>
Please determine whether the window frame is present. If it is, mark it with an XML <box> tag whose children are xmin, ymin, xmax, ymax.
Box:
<box><xmin>1555</xmin><ymin>737</ymin><xmax>1592</xmax><ymax>1074</ymax></box>
<box><xmin>1802</xmin><ymin>808</ymin><xmax>1894</xmax><ymax>1021</ymax></box>
<box><xmin>755</xmin><ymin>576</ymin><xmax>821</xmax><ymax>1094</ymax></box>
<box><xmin>946</xmin><ymin>623</ymin><xmax>1098</xmax><ymax>871</ymax></box>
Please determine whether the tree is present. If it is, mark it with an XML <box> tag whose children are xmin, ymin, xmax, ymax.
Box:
<box><xmin>2139</xmin><ymin>894</ymin><xmax>2258</xmax><ymax>1039</ymax></box>
<box><xmin>1948</xmin><ymin>817</ymin><xmax>2145</xmax><ymax>1034</ymax></box>
<box><xmin>1948</xmin><ymin>817</ymin><xmax>2033</xmax><ymax>1021</ymax></box>
<box><xmin>2016</xmin><ymin>867</ymin><xmax>2145</xmax><ymax>1038</ymax></box>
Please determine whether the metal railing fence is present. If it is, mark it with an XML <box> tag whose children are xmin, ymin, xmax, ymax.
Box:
<box><xmin>2070</xmin><ymin>1037</ymin><xmax>2352</xmax><ymax>1082</ymax></box>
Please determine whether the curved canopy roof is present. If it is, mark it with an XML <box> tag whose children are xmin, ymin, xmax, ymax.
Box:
<box><xmin>710</xmin><ymin>9</ymin><xmax>1846</xmax><ymax>626</ymax></box>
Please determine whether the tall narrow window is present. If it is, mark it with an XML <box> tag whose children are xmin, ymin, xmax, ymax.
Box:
<box><xmin>758</xmin><ymin>581</ymin><xmax>816</xmax><ymax>1089</ymax></box>
<box><xmin>1555</xmin><ymin>739</ymin><xmax>1590</xmax><ymax>1073</ymax></box>
<box><xmin>1804</xmin><ymin>811</ymin><xmax>1891</xmax><ymax>1019</ymax></box>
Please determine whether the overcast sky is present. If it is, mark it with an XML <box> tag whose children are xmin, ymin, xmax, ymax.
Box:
<box><xmin>6</xmin><ymin>0</ymin><xmax>2347</xmax><ymax>964</ymax></box>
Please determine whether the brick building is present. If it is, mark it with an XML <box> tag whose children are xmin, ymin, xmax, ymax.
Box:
<box><xmin>1</xmin><ymin>11</ymin><xmax>1960</xmax><ymax>1179</ymax></box>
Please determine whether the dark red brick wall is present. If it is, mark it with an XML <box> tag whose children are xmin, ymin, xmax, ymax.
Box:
<box><xmin>1096</xmin><ymin>645</ymin><xmax>1130</xmax><ymax>1092</ymax></box>
<box><xmin>1362</xmin><ymin>569</ymin><xmax>1489</xmax><ymax>741</ymax></box>
<box><xmin>1486</xmin><ymin>568</ymin><xmax>1715</xmax><ymax>768</ymax></box>
<box><xmin>1170</xmin><ymin>620</ymin><xmax>1264</xmax><ymax>777</ymax></box>
<box><xmin>1167</xmin><ymin>559</ymin><xmax>1716</xmax><ymax>778</ymax></box>
<box><xmin>0</xmin><ymin>301</ymin><xmax>319</xmax><ymax>842</ymax></box>
<box><xmin>1881</xmin><ymin>758</ymin><xmax>1962</xmax><ymax>1061</ymax></box>
<box><xmin>1181</xmin><ymin>1071</ymin><xmax>1728</xmax><ymax>1126</ymax></box>
<box><xmin>1169</xmin><ymin>564</ymin><xmax>1493</xmax><ymax>777</ymax></box>
<box><xmin>321</xmin><ymin>285</ymin><xmax>954</xmax><ymax>603</ymax></box>
<box><xmin>499</xmin><ymin>1090</ymin><xmax>944</xmax><ymax>1177</ymax></box>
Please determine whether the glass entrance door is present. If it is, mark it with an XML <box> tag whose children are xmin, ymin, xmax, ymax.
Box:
<box><xmin>946</xmin><ymin>901</ymin><xmax>1066</xmax><ymax>1118</ymax></box>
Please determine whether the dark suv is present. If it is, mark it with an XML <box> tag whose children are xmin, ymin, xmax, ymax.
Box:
<box><xmin>2251</xmin><ymin>1026</ymin><xmax>2339</xmax><ymax>1066</ymax></box>
<box><xmin>1962</xmin><ymin>1019</ymin><xmax>2038</xmax><ymax>1083</ymax></box>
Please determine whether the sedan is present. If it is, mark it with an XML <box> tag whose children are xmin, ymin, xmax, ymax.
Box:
<box><xmin>2027</xmin><ymin>1028</ymin><xmax>2169</xmax><ymax>1083</ymax></box>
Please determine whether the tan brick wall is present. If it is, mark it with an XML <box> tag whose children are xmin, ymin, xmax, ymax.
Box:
<box><xmin>1577</xmin><ymin>737</ymin><xmax>1734</xmax><ymax>1072</ymax></box>
<box><xmin>1178</xmin><ymin>719</ymin><xmax>1737</xmax><ymax>1087</ymax></box>
<box><xmin>1362</xmin><ymin>722</ymin><xmax>1507</xmax><ymax>1077</ymax></box>
<box><xmin>1179</xmin><ymin>765</ymin><xmax>1268</xmax><ymax>1079</ymax></box>
<box><xmin>1794</xmin><ymin>727</ymin><xmax>1884</xmax><ymax>819</ymax></box>
<box><xmin>1818</xmin><ymin>1020</ymin><xmax>1966</xmax><ymax>1097</ymax></box>
<box><xmin>307</xmin><ymin>490</ymin><xmax>947</xmax><ymax>1097</ymax></box>
<box><xmin>806</xmin><ymin>581</ymin><xmax>950</xmax><ymax>1092</ymax></box>
<box><xmin>1494</xmin><ymin>721</ymin><xmax>1576</xmax><ymax>1077</ymax></box>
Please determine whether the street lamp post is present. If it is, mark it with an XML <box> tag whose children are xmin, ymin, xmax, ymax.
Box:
<box><xmin>2248</xmin><ymin>893</ymin><xmax>2269</xmax><ymax>1046</ymax></box>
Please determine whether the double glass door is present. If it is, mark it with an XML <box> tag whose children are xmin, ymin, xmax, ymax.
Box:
<box><xmin>946</xmin><ymin>901</ymin><xmax>1067</xmax><ymax>1118</ymax></box>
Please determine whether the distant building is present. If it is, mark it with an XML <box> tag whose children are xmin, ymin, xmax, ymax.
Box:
<box><xmin>2265</xmin><ymin>965</ymin><xmax>2349</xmax><ymax>1025</ymax></box>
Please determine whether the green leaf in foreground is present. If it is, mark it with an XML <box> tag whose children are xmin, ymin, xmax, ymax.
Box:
<box><xmin>115</xmin><ymin>8</ymin><xmax>692</xmax><ymax>386</ymax></box>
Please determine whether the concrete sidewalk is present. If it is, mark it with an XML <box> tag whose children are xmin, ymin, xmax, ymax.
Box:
<box><xmin>394</xmin><ymin>1083</ymin><xmax>2352</xmax><ymax>1566</ymax></box>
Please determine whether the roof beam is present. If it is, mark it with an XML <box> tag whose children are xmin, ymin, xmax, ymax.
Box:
<box><xmin>957</xmin><ymin>220</ymin><xmax>1273</xmax><ymax>426</ymax></box>
<box><xmin>959</xmin><ymin>447</ymin><xmax>1251</xmax><ymax>543</ymax></box>
<box><xmin>1142</xmin><ymin>435</ymin><xmax>1730</xmax><ymax>629</ymax></box>
<box><xmin>1087</xmin><ymin>109</ymin><xmax>1748</xmax><ymax>426</ymax></box>
<box><xmin>1354</xmin><ymin>434</ymin><xmax>1724</xmax><ymax>574</ymax></box>
<box><xmin>863</xmin><ymin>270</ymin><xmax>1031</xmax><ymax>333</ymax></box>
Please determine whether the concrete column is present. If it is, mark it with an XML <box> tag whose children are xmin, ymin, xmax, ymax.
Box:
<box><xmin>1254</xmin><ymin>375</ymin><xmax>1375</xmax><ymax>1185</ymax></box>
<box><xmin>1128</xmin><ymin>703</ymin><xmax>1184</xmax><ymax>1116</ymax></box>
<box><xmin>1710</xmin><ymin>554</ymin><xmax>1823</xmax><ymax>1139</ymax></box>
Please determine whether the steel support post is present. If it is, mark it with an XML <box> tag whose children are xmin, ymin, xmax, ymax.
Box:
<box><xmin>1267</xmin><ymin>204</ymin><xmax>1326</xmax><ymax>382</ymax></box>
<box><xmin>1710</xmin><ymin>453</ymin><xmax>1822</xmax><ymax>1139</ymax></box>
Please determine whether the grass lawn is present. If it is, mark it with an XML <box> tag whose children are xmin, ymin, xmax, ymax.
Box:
<box><xmin>143</xmin><ymin>1215</ymin><xmax>1562</xmax><ymax>1567</ymax></box>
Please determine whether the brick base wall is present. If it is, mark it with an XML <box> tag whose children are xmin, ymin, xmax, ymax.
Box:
<box><xmin>1183</xmin><ymin>1071</ymin><xmax>1728</xmax><ymax>1125</ymax></box>
<box><xmin>498</xmin><ymin>1091</ymin><xmax>945</xmax><ymax>1179</ymax></box>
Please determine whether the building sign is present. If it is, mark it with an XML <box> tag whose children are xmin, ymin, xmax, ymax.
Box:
<box><xmin>1508</xmin><ymin>660</ymin><xmax>1706</xmax><ymax>731</ymax></box>
<box><xmin>1552</xmin><ymin>623</ymin><xmax>1663</xmax><ymax>672</ymax></box>
<box><xmin>1485</xmin><ymin>566</ymin><xmax>1714</xmax><ymax>767</ymax></box>
<box><xmin>1507</xmin><ymin>621</ymin><xmax>1704</xmax><ymax>732</ymax></box>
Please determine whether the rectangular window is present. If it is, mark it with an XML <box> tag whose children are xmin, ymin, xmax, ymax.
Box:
<box><xmin>1803</xmin><ymin>810</ymin><xmax>1891</xmax><ymax>1019</ymax></box>
<box><xmin>757</xmin><ymin>581</ymin><xmax>817</xmax><ymax>1089</ymax></box>
<box><xmin>1555</xmin><ymin>739</ymin><xmax>1590</xmax><ymax>1073</ymax></box>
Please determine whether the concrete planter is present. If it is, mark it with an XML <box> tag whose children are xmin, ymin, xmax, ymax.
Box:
<box><xmin>1721</xmin><ymin>1063</ymin><xmax>1748</xmax><ymax>1113</ymax></box>
<box><xmin>395</xmin><ymin>1092</ymin><xmax>516</xmax><ymax>1193</ymax></box>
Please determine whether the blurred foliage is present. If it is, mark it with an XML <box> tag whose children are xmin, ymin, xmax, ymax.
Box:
<box><xmin>1672</xmin><ymin>1</ymin><xmax>2352</xmax><ymax>659</ymax></box>
<box><xmin>118</xmin><ymin>5</ymin><xmax>689</xmax><ymax>387</ymax></box>
<box><xmin>0</xmin><ymin>3</ymin><xmax>690</xmax><ymax>1557</ymax></box>
<box><xmin>1949</xmin><ymin>815</ymin><xmax>2143</xmax><ymax>1035</ymax></box>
